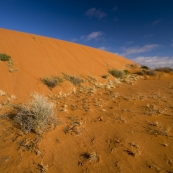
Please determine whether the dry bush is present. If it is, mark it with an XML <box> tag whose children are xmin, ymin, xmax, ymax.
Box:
<box><xmin>81</xmin><ymin>152</ymin><xmax>99</xmax><ymax>162</ymax></box>
<box><xmin>14</xmin><ymin>93</ymin><xmax>57</xmax><ymax>134</ymax></box>
<box><xmin>154</xmin><ymin>67</ymin><xmax>173</xmax><ymax>73</ymax></box>
<box><xmin>109</xmin><ymin>69</ymin><xmax>125</xmax><ymax>78</ymax></box>
<box><xmin>41</xmin><ymin>76</ymin><xmax>64</xmax><ymax>89</ymax></box>
<box><xmin>63</xmin><ymin>74</ymin><xmax>84</xmax><ymax>85</ymax></box>
<box><xmin>135</xmin><ymin>70</ymin><xmax>156</xmax><ymax>76</ymax></box>
<box><xmin>123</xmin><ymin>69</ymin><xmax>130</xmax><ymax>75</ymax></box>
<box><xmin>0</xmin><ymin>53</ymin><xmax>11</xmax><ymax>61</ymax></box>
<box><xmin>145</xmin><ymin>70</ymin><xmax>156</xmax><ymax>76</ymax></box>
<box><xmin>101</xmin><ymin>74</ymin><xmax>108</xmax><ymax>79</ymax></box>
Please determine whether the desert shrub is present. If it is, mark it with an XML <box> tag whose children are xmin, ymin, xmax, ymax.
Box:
<box><xmin>101</xmin><ymin>74</ymin><xmax>108</xmax><ymax>79</ymax></box>
<box><xmin>123</xmin><ymin>70</ymin><xmax>130</xmax><ymax>75</ymax></box>
<box><xmin>14</xmin><ymin>93</ymin><xmax>57</xmax><ymax>134</ymax></box>
<box><xmin>135</xmin><ymin>70</ymin><xmax>145</xmax><ymax>76</ymax></box>
<box><xmin>141</xmin><ymin>65</ymin><xmax>150</xmax><ymax>70</ymax></box>
<box><xmin>64</xmin><ymin>74</ymin><xmax>84</xmax><ymax>85</ymax></box>
<box><xmin>41</xmin><ymin>76</ymin><xmax>64</xmax><ymax>89</ymax></box>
<box><xmin>154</xmin><ymin>67</ymin><xmax>173</xmax><ymax>73</ymax></box>
<box><xmin>135</xmin><ymin>70</ymin><xmax>156</xmax><ymax>76</ymax></box>
<box><xmin>145</xmin><ymin>70</ymin><xmax>156</xmax><ymax>76</ymax></box>
<box><xmin>109</xmin><ymin>69</ymin><xmax>125</xmax><ymax>78</ymax></box>
<box><xmin>0</xmin><ymin>53</ymin><xmax>11</xmax><ymax>61</ymax></box>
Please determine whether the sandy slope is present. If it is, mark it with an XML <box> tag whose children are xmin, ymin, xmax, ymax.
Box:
<box><xmin>0</xmin><ymin>28</ymin><xmax>133</xmax><ymax>98</ymax></box>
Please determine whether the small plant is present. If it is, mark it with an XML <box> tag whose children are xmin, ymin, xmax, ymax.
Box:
<box><xmin>0</xmin><ymin>90</ymin><xmax>7</xmax><ymax>96</ymax></box>
<box><xmin>0</xmin><ymin>53</ymin><xmax>11</xmax><ymax>61</ymax></box>
<box><xmin>81</xmin><ymin>152</ymin><xmax>99</xmax><ymax>162</ymax></box>
<box><xmin>13</xmin><ymin>93</ymin><xmax>57</xmax><ymax>134</ymax></box>
<box><xmin>141</xmin><ymin>65</ymin><xmax>150</xmax><ymax>70</ymax></box>
<box><xmin>154</xmin><ymin>67</ymin><xmax>173</xmax><ymax>73</ymax></box>
<box><xmin>88</xmin><ymin>76</ymin><xmax>97</xmax><ymax>82</ymax></box>
<box><xmin>109</xmin><ymin>69</ymin><xmax>125</xmax><ymax>78</ymax></box>
<box><xmin>123</xmin><ymin>70</ymin><xmax>130</xmax><ymax>75</ymax></box>
<box><xmin>101</xmin><ymin>74</ymin><xmax>108</xmax><ymax>79</ymax></box>
<box><xmin>33</xmin><ymin>37</ymin><xmax>36</xmax><ymax>40</ymax></box>
<box><xmin>63</xmin><ymin>74</ymin><xmax>84</xmax><ymax>85</ymax></box>
<box><xmin>41</xmin><ymin>76</ymin><xmax>64</xmax><ymax>89</ymax></box>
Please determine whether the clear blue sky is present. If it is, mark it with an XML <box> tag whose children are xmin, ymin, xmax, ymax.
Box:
<box><xmin>0</xmin><ymin>0</ymin><xmax>173</xmax><ymax>67</ymax></box>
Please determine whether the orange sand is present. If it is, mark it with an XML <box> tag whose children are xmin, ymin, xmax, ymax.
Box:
<box><xmin>0</xmin><ymin>29</ymin><xmax>173</xmax><ymax>173</ymax></box>
<box><xmin>0</xmin><ymin>28</ymin><xmax>133</xmax><ymax>99</ymax></box>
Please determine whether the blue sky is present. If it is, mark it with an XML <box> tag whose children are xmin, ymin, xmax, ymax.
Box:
<box><xmin>0</xmin><ymin>0</ymin><xmax>173</xmax><ymax>67</ymax></box>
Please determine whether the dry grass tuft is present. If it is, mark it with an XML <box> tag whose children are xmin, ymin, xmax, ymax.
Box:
<box><xmin>13</xmin><ymin>93</ymin><xmax>57</xmax><ymax>134</ymax></box>
<box><xmin>41</xmin><ymin>76</ymin><xmax>64</xmax><ymax>89</ymax></box>
<box><xmin>81</xmin><ymin>152</ymin><xmax>99</xmax><ymax>162</ymax></box>
<box><xmin>109</xmin><ymin>69</ymin><xmax>125</xmax><ymax>78</ymax></box>
<box><xmin>63</xmin><ymin>74</ymin><xmax>84</xmax><ymax>85</ymax></box>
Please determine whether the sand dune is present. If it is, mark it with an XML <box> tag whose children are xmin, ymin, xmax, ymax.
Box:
<box><xmin>0</xmin><ymin>28</ymin><xmax>133</xmax><ymax>98</ymax></box>
<box><xmin>0</xmin><ymin>29</ymin><xmax>173</xmax><ymax>173</ymax></box>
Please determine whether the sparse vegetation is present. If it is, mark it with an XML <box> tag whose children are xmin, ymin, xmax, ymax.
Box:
<box><xmin>13</xmin><ymin>93</ymin><xmax>57</xmax><ymax>134</ymax></box>
<box><xmin>109</xmin><ymin>69</ymin><xmax>125</xmax><ymax>78</ymax></box>
<box><xmin>101</xmin><ymin>74</ymin><xmax>108</xmax><ymax>79</ymax></box>
<box><xmin>63</xmin><ymin>74</ymin><xmax>84</xmax><ymax>85</ymax></box>
<box><xmin>41</xmin><ymin>76</ymin><xmax>64</xmax><ymax>89</ymax></box>
<box><xmin>145</xmin><ymin>70</ymin><xmax>156</xmax><ymax>76</ymax></box>
<box><xmin>126</xmin><ymin>63</ymin><xmax>139</xmax><ymax>69</ymax></box>
<box><xmin>0</xmin><ymin>53</ymin><xmax>11</xmax><ymax>61</ymax></box>
<box><xmin>88</xmin><ymin>76</ymin><xmax>97</xmax><ymax>82</ymax></box>
<box><xmin>0</xmin><ymin>90</ymin><xmax>7</xmax><ymax>96</ymax></box>
<box><xmin>141</xmin><ymin>65</ymin><xmax>150</xmax><ymax>70</ymax></box>
<box><xmin>123</xmin><ymin>69</ymin><xmax>130</xmax><ymax>75</ymax></box>
<box><xmin>81</xmin><ymin>152</ymin><xmax>99</xmax><ymax>162</ymax></box>
<box><xmin>135</xmin><ymin>70</ymin><xmax>156</xmax><ymax>76</ymax></box>
<box><xmin>154</xmin><ymin>67</ymin><xmax>173</xmax><ymax>73</ymax></box>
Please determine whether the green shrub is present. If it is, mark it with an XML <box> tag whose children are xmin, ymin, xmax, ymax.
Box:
<box><xmin>41</xmin><ymin>76</ymin><xmax>64</xmax><ymax>89</ymax></box>
<box><xmin>154</xmin><ymin>67</ymin><xmax>173</xmax><ymax>73</ymax></box>
<box><xmin>0</xmin><ymin>53</ymin><xmax>11</xmax><ymax>61</ymax></box>
<box><xmin>64</xmin><ymin>74</ymin><xmax>84</xmax><ymax>85</ymax></box>
<box><xmin>13</xmin><ymin>93</ymin><xmax>57</xmax><ymax>134</ymax></box>
<box><xmin>109</xmin><ymin>69</ymin><xmax>125</xmax><ymax>78</ymax></box>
